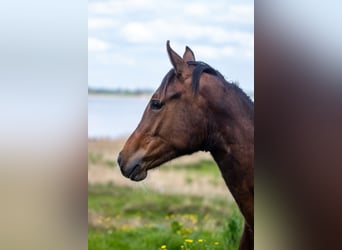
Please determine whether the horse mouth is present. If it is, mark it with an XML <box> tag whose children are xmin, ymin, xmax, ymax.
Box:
<box><xmin>127</xmin><ymin>164</ymin><xmax>147</xmax><ymax>181</ymax></box>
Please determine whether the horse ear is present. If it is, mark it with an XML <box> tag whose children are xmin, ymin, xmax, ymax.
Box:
<box><xmin>166</xmin><ymin>40</ymin><xmax>187</xmax><ymax>77</ymax></box>
<box><xmin>183</xmin><ymin>46</ymin><xmax>195</xmax><ymax>62</ymax></box>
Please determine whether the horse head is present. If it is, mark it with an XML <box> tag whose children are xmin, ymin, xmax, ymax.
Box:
<box><xmin>117</xmin><ymin>41</ymin><xmax>217</xmax><ymax>181</ymax></box>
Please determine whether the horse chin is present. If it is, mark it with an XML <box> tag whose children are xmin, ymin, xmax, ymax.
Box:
<box><xmin>129</xmin><ymin>169</ymin><xmax>147</xmax><ymax>182</ymax></box>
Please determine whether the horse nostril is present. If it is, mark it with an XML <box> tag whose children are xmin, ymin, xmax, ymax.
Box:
<box><xmin>117</xmin><ymin>153</ymin><xmax>123</xmax><ymax>167</ymax></box>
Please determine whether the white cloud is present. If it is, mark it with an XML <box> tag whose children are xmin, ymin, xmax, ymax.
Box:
<box><xmin>183</xmin><ymin>2</ymin><xmax>253</xmax><ymax>25</ymax></box>
<box><xmin>184</xmin><ymin>3</ymin><xmax>209</xmax><ymax>16</ymax></box>
<box><xmin>88</xmin><ymin>0</ymin><xmax>158</xmax><ymax>15</ymax></box>
<box><xmin>88</xmin><ymin>37</ymin><xmax>110</xmax><ymax>52</ymax></box>
<box><xmin>88</xmin><ymin>2</ymin><xmax>116</xmax><ymax>15</ymax></box>
<box><xmin>88</xmin><ymin>18</ymin><xmax>116</xmax><ymax>29</ymax></box>
<box><xmin>120</xmin><ymin>22</ymin><xmax>155</xmax><ymax>43</ymax></box>
<box><xmin>215</xmin><ymin>4</ymin><xmax>254</xmax><ymax>24</ymax></box>
<box><xmin>88</xmin><ymin>0</ymin><xmax>254</xmax><ymax>89</ymax></box>
<box><xmin>192</xmin><ymin>45</ymin><xmax>221</xmax><ymax>59</ymax></box>
<box><xmin>89</xmin><ymin>0</ymin><xmax>254</xmax><ymax>53</ymax></box>
<box><xmin>93</xmin><ymin>52</ymin><xmax>136</xmax><ymax>66</ymax></box>
<box><xmin>89</xmin><ymin>1</ymin><xmax>253</xmax><ymax>26</ymax></box>
<box><xmin>119</xmin><ymin>19</ymin><xmax>253</xmax><ymax>55</ymax></box>
<box><xmin>190</xmin><ymin>45</ymin><xmax>236</xmax><ymax>59</ymax></box>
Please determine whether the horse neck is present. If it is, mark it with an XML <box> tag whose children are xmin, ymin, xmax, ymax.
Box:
<box><xmin>202</xmin><ymin>81</ymin><xmax>254</xmax><ymax>153</ymax></box>
<box><xmin>202</xmin><ymin>81</ymin><xmax>254</xmax><ymax>226</ymax></box>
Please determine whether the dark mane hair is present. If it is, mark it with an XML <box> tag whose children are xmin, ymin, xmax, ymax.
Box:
<box><xmin>187</xmin><ymin>61</ymin><xmax>253</xmax><ymax>107</ymax></box>
<box><xmin>160</xmin><ymin>61</ymin><xmax>253</xmax><ymax>111</ymax></box>
<box><xmin>159</xmin><ymin>69</ymin><xmax>175</xmax><ymax>97</ymax></box>
<box><xmin>187</xmin><ymin>61</ymin><xmax>225</xmax><ymax>93</ymax></box>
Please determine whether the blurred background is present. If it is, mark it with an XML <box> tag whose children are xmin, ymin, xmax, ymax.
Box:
<box><xmin>88</xmin><ymin>1</ymin><xmax>253</xmax><ymax>249</ymax></box>
<box><xmin>88</xmin><ymin>0</ymin><xmax>254</xmax><ymax>139</ymax></box>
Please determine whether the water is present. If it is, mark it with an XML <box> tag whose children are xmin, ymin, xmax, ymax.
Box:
<box><xmin>88</xmin><ymin>95</ymin><xmax>150</xmax><ymax>139</ymax></box>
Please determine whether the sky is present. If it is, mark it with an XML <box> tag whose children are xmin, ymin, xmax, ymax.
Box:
<box><xmin>88</xmin><ymin>0</ymin><xmax>254</xmax><ymax>93</ymax></box>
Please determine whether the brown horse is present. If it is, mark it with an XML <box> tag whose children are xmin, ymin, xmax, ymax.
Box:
<box><xmin>117</xmin><ymin>41</ymin><xmax>254</xmax><ymax>250</ymax></box>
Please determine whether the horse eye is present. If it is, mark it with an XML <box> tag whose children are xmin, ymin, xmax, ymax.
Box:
<box><xmin>150</xmin><ymin>100</ymin><xmax>163</xmax><ymax>110</ymax></box>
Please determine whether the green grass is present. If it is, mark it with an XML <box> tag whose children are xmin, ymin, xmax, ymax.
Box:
<box><xmin>162</xmin><ymin>159</ymin><xmax>222</xmax><ymax>186</ymax></box>
<box><xmin>89</xmin><ymin>225</ymin><xmax>234</xmax><ymax>250</ymax></box>
<box><xmin>163</xmin><ymin>159</ymin><xmax>220</xmax><ymax>175</ymax></box>
<box><xmin>88</xmin><ymin>152</ymin><xmax>104</xmax><ymax>165</ymax></box>
<box><xmin>88</xmin><ymin>152</ymin><xmax>116</xmax><ymax>168</ymax></box>
<box><xmin>88</xmin><ymin>183</ymin><xmax>243</xmax><ymax>250</ymax></box>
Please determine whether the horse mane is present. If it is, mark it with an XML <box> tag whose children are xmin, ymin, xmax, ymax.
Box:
<box><xmin>187</xmin><ymin>61</ymin><xmax>225</xmax><ymax>93</ymax></box>
<box><xmin>187</xmin><ymin>61</ymin><xmax>253</xmax><ymax>106</ymax></box>
<box><xmin>159</xmin><ymin>61</ymin><xmax>253</xmax><ymax>114</ymax></box>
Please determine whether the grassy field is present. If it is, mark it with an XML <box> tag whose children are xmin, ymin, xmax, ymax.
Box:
<box><xmin>88</xmin><ymin>139</ymin><xmax>243</xmax><ymax>250</ymax></box>
<box><xmin>88</xmin><ymin>183</ymin><xmax>243</xmax><ymax>250</ymax></box>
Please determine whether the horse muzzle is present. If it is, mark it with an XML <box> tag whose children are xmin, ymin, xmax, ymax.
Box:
<box><xmin>117</xmin><ymin>152</ymin><xmax>147</xmax><ymax>181</ymax></box>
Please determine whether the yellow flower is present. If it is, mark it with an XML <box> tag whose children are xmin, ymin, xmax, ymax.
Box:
<box><xmin>160</xmin><ymin>245</ymin><xmax>167</xmax><ymax>249</ymax></box>
<box><xmin>184</xmin><ymin>239</ymin><xmax>193</xmax><ymax>243</ymax></box>
<box><xmin>214</xmin><ymin>241</ymin><xmax>220</xmax><ymax>245</ymax></box>
<box><xmin>198</xmin><ymin>239</ymin><xmax>204</xmax><ymax>243</ymax></box>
